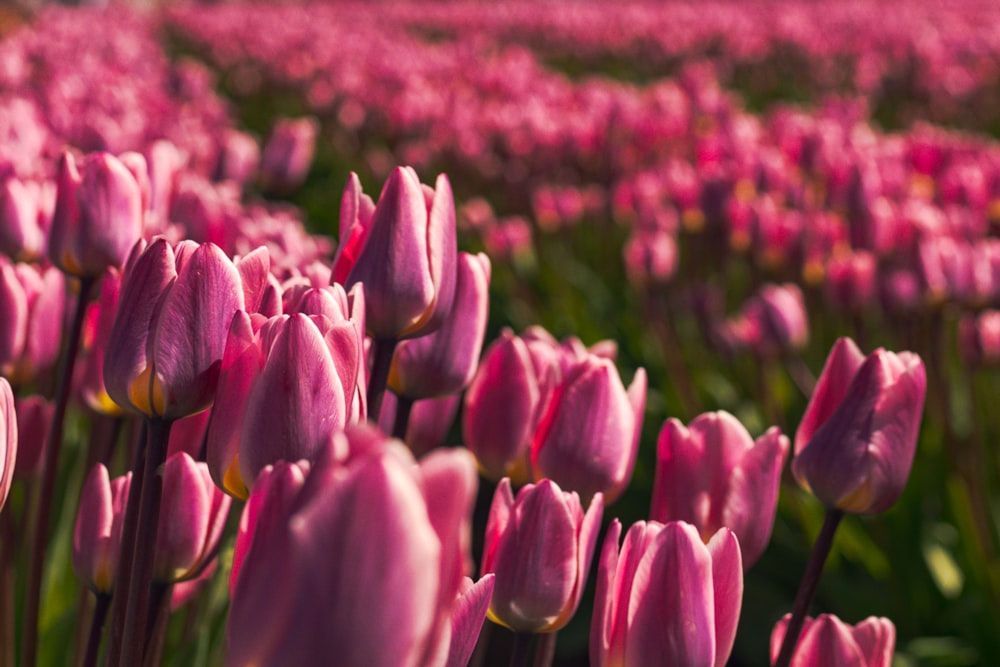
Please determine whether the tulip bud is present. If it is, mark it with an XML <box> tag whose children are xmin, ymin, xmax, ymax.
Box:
<box><xmin>73</xmin><ymin>464</ymin><xmax>130</xmax><ymax>593</ymax></box>
<box><xmin>259</xmin><ymin>117</ymin><xmax>319</xmax><ymax>194</ymax></box>
<box><xmin>333</xmin><ymin>167</ymin><xmax>457</xmax><ymax>340</ymax></box>
<box><xmin>770</xmin><ymin>614</ymin><xmax>895</xmax><ymax>667</ymax></box>
<box><xmin>0</xmin><ymin>379</ymin><xmax>14</xmax><ymax>514</ymax></box>
<box><xmin>651</xmin><ymin>412</ymin><xmax>789</xmax><ymax>567</ymax></box>
<box><xmin>227</xmin><ymin>427</ymin><xmax>474</xmax><ymax>667</ymax></box>
<box><xmin>592</xmin><ymin>520</ymin><xmax>742</xmax><ymax>667</ymax></box>
<box><xmin>49</xmin><ymin>151</ymin><xmax>144</xmax><ymax>278</ymax></box>
<box><xmin>154</xmin><ymin>453</ymin><xmax>231</xmax><ymax>583</ymax></box>
<box><xmin>0</xmin><ymin>259</ymin><xmax>66</xmax><ymax>386</ymax></box>
<box><xmin>481</xmin><ymin>478</ymin><xmax>603</xmax><ymax>633</ymax></box>
<box><xmin>380</xmin><ymin>392</ymin><xmax>460</xmax><ymax>458</ymax></box>
<box><xmin>103</xmin><ymin>239</ymin><xmax>245</xmax><ymax>420</ymax></box>
<box><xmin>530</xmin><ymin>355</ymin><xmax>646</xmax><ymax>504</ymax></box>
<box><xmin>793</xmin><ymin>338</ymin><xmax>926</xmax><ymax>514</ymax></box>
<box><xmin>388</xmin><ymin>252</ymin><xmax>491</xmax><ymax>399</ymax></box>
<box><xmin>0</xmin><ymin>176</ymin><xmax>48</xmax><ymax>262</ymax></box>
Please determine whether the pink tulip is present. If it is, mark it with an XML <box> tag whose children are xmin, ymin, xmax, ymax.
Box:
<box><xmin>48</xmin><ymin>151</ymin><xmax>144</xmax><ymax>278</ymax></box>
<box><xmin>650</xmin><ymin>412</ymin><xmax>789</xmax><ymax>567</ymax></box>
<box><xmin>380</xmin><ymin>392</ymin><xmax>461</xmax><ymax>458</ymax></box>
<box><xmin>227</xmin><ymin>426</ymin><xmax>476</xmax><ymax>667</ymax></box>
<box><xmin>332</xmin><ymin>167</ymin><xmax>457</xmax><ymax>341</ymax></box>
<box><xmin>531</xmin><ymin>354</ymin><xmax>646</xmax><ymax>503</ymax></box>
<box><xmin>0</xmin><ymin>379</ymin><xmax>14</xmax><ymax>515</ymax></box>
<box><xmin>259</xmin><ymin>116</ymin><xmax>319</xmax><ymax>193</ymax></box>
<box><xmin>592</xmin><ymin>520</ymin><xmax>742</xmax><ymax>667</ymax></box>
<box><xmin>77</xmin><ymin>268</ymin><xmax>124</xmax><ymax>416</ymax></box>
<box><xmin>481</xmin><ymin>478</ymin><xmax>603</xmax><ymax>633</ymax></box>
<box><xmin>793</xmin><ymin>338</ymin><xmax>926</xmax><ymax>514</ymax></box>
<box><xmin>0</xmin><ymin>176</ymin><xmax>49</xmax><ymax>262</ymax></box>
<box><xmin>445</xmin><ymin>575</ymin><xmax>495</xmax><ymax>667</ymax></box>
<box><xmin>12</xmin><ymin>395</ymin><xmax>52</xmax><ymax>479</ymax></box>
<box><xmin>103</xmin><ymin>238</ymin><xmax>246</xmax><ymax>420</ymax></box>
<box><xmin>0</xmin><ymin>259</ymin><xmax>66</xmax><ymax>386</ymax></box>
<box><xmin>154</xmin><ymin>452</ymin><xmax>231</xmax><ymax>583</ymax></box>
<box><xmin>388</xmin><ymin>252</ymin><xmax>491</xmax><ymax>399</ymax></box>
<box><xmin>72</xmin><ymin>464</ymin><xmax>130</xmax><ymax>593</ymax></box>
<box><xmin>770</xmin><ymin>614</ymin><xmax>895</xmax><ymax>667</ymax></box>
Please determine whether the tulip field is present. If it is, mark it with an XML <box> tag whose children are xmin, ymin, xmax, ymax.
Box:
<box><xmin>2</xmin><ymin>0</ymin><xmax>1000</xmax><ymax>665</ymax></box>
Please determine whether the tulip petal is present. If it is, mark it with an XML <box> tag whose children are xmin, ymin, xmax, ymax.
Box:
<box><xmin>445</xmin><ymin>575</ymin><xmax>495</xmax><ymax>667</ymax></box>
<box><xmin>795</xmin><ymin>337</ymin><xmax>866</xmax><ymax>455</ymax></box>
<box><xmin>706</xmin><ymin>528</ymin><xmax>743</xmax><ymax>667</ymax></box>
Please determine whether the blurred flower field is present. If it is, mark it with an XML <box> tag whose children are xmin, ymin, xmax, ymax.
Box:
<box><xmin>2</xmin><ymin>1</ymin><xmax>1000</xmax><ymax>665</ymax></box>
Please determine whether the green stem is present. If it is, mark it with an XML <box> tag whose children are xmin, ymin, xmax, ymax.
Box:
<box><xmin>366</xmin><ymin>338</ymin><xmax>398</xmax><ymax>425</ymax></box>
<box><xmin>81</xmin><ymin>593</ymin><xmax>111</xmax><ymax>667</ymax></box>
<box><xmin>115</xmin><ymin>417</ymin><xmax>173</xmax><ymax>667</ymax></box>
<box><xmin>20</xmin><ymin>276</ymin><xmax>94</xmax><ymax>667</ymax></box>
<box><xmin>141</xmin><ymin>581</ymin><xmax>173</xmax><ymax>667</ymax></box>
<box><xmin>773</xmin><ymin>508</ymin><xmax>844</xmax><ymax>667</ymax></box>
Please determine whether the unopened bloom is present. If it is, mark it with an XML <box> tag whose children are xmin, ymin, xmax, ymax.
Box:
<box><xmin>592</xmin><ymin>520</ymin><xmax>742</xmax><ymax>667</ymax></box>
<box><xmin>227</xmin><ymin>426</ymin><xmax>476</xmax><ymax>667</ymax></box>
<box><xmin>0</xmin><ymin>379</ymin><xmax>13</xmax><ymax>514</ymax></box>
<box><xmin>332</xmin><ymin>167</ymin><xmax>457</xmax><ymax>340</ymax></box>
<box><xmin>259</xmin><ymin>117</ymin><xmax>319</xmax><ymax>193</ymax></box>
<box><xmin>650</xmin><ymin>412</ymin><xmax>788</xmax><ymax>567</ymax></box>
<box><xmin>48</xmin><ymin>151</ymin><xmax>144</xmax><ymax>278</ymax></box>
<box><xmin>793</xmin><ymin>338</ymin><xmax>926</xmax><ymax>514</ymax></box>
<box><xmin>481</xmin><ymin>478</ymin><xmax>603</xmax><ymax>633</ymax></box>
<box><xmin>0</xmin><ymin>259</ymin><xmax>66</xmax><ymax>386</ymax></box>
<box><xmin>72</xmin><ymin>464</ymin><xmax>130</xmax><ymax>593</ymax></box>
<box><xmin>770</xmin><ymin>614</ymin><xmax>895</xmax><ymax>667</ymax></box>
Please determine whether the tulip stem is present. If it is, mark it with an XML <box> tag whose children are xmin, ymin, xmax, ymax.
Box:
<box><xmin>116</xmin><ymin>417</ymin><xmax>173</xmax><ymax>667</ymax></box>
<box><xmin>367</xmin><ymin>338</ymin><xmax>398</xmax><ymax>425</ymax></box>
<box><xmin>105</xmin><ymin>421</ymin><xmax>148</xmax><ymax>666</ymax></box>
<box><xmin>81</xmin><ymin>592</ymin><xmax>111</xmax><ymax>667</ymax></box>
<box><xmin>773</xmin><ymin>508</ymin><xmax>844</xmax><ymax>667</ymax></box>
<box><xmin>532</xmin><ymin>631</ymin><xmax>556</xmax><ymax>667</ymax></box>
<box><xmin>20</xmin><ymin>275</ymin><xmax>95</xmax><ymax>667</ymax></box>
<box><xmin>509</xmin><ymin>632</ymin><xmax>535</xmax><ymax>667</ymax></box>
<box><xmin>392</xmin><ymin>394</ymin><xmax>414</xmax><ymax>441</ymax></box>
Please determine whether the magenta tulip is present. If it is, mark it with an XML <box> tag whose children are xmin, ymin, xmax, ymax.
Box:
<box><xmin>0</xmin><ymin>378</ymin><xmax>14</xmax><ymax>515</ymax></box>
<box><xmin>793</xmin><ymin>338</ymin><xmax>926</xmax><ymax>514</ymax></box>
<box><xmin>770</xmin><ymin>614</ymin><xmax>895</xmax><ymax>667</ymax></box>
<box><xmin>48</xmin><ymin>151</ymin><xmax>144</xmax><ymax>278</ymax></box>
<box><xmin>0</xmin><ymin>176</ymin><xmax>49</xmax><ymax>262</ymax></box>
<box><xmin>592</xmin><ymin>520</ymin><xmax>742</xmax><ymax>667</ymax></box>
<box><xmin>445</xmin><ymin>575</ymin><xmax>495</xmax><ymax>667</ymax></box>
<box><xmin>650</xmin><ymin>412</ymin><xmax>789</xmax><ymax>567</ymax></box>
<box><xmin>259</xmin><ymin>116</ymin><xmax>319</xmax><ymax>193</ymax></box>
<box><xmin>227</xmin><ymin>426</ymin><xmax>476</xmax><ymax>667</ymax></box>
<box><xmin>103</xmin><ymin>238</ymin><xmax>245</xmax><ymax>420</ymax></box>
<box><xmin>481</xmin><ymin>478</ymin><xmax>603</xmax><ymax>633</ymax></box>
<box><xmin>72</xmin><ymin>464</ymin><xmax>130</xmax><ymax>593</ymax></box>
<box><xmin>388</xmin><ymin>252</ymin><xmax>491</xmax><ymax>399</ymax></box>
<box><xmin>332</xmin><ymin>167</ymin><xmax>457</xmax><ymax>340</ymax></box>
<box><xmin>154</xmin><ymin>452</ymin><xmax>231</xmax><ymax>583</ymax></box>
<box><xmin>0</xmin><ymin>259</ymin><xmax>66</xmax><ymax>386</ymax></box>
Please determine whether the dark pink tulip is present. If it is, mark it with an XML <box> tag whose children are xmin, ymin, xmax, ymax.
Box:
<box><xmin>77</xmin><ymin>268</ymin><xmax>123</xmax><ymax>415</ymax></box>
<box><xmin>217</xmin><ymin>129</ymin><xmax>261</xmax><ymax>185</ymax></box>
<box><xmin>793</xmin><ymin>338</ymin><xmax>926</xmax><ymax>514</ymax></box>
<box><xmin>72</xmin><ymin>464</ymin><xmax>130</xmax><ymax>593</ymax></box>
<box><xmin>0</xmin><ymin>260</ymin><xmax>65</xmax><ymax>386</ymax></box>
<box><xmin>389</xmin><ymin>252</ymin><xmax>491</xmax><ymax>399</ymax></box>
<box><xmin>380</xmin><ymin>392</ymin><xmax>460</xmax><ymax>458</ymax></box>
<box><xmin>531</xmin><ymin>355</ymin><xmax>646</xmax><ymax>503</ymax></box>
<box><xmin>48</xmin><ymin>151</ymin><xmax>144</xmax><ymax>278</ymax></box>
<box><xmin>481</xmin><ymin>478</ymin><xmax>602</xmax><ymax>633</ymax></box>
<box><xmin>958</xmin><ymin>310</ymin><xmax>1000</xmax><ymax>366</ymax></box>
<box><xmin>463</xmin><ymin>329</ymin><xmax>545</xmax><ymax>483</ymax></box>
<box><xmin>824</xmin><ymin>251</ymin><xmax>877</xmax><ymax>312</ymax></box>
<box><xmin>0</xmin><ymin>177</ymin><xmax>48</xmax><ymax>262</ymax></box>
<box><xmin>154</xmin><ymin>452</ymin><xmax>231</xmax><ymax>583</ymax></box>
<box><xmin>0</xmin><ymin>379</ymin><xmax>13</xmax><ymax>514</ymax></box>
<box><xmin>259</xmin><ymin>116</ymin><xmax>319</xmax><ymax>193</ymax></box>
<box><xmin>623</xmin><ymin>226</ymin><xmax>678</xmax><ymax>287</ymax></box>
<box><xmin>334</xmin><ymin>167</ymin><xmax>457</xmax><ymax>340</ymax></box>
<box><xmin>592</xmin><ymin>520</ymin><xmax>742</xmax><ymax>667</ymax></box>
<box><xmin>227</xmin><ymin>427</ymin><xmax>475</xmax><ymax>667</ymax></box>
<box><xmin>770</xmin><ymin>614</ymin><xmax>895</xmax><ymax>667</ymax></box>
<box><xmin>12</xmin><ymin>395</ymin><xmax>52</xmax><ymax>479</ymax></box>
<box><xmin>103</xmin><ymin>238</ymin><xmax>245</xmax><ymax>419</ymax></box>
<box><xmin>727</xmin><ymin>283</ymin><xmax>809</xmax><ymax>356</ymax></box>
<box><xmin>650</xmin><ymin>412</ymin><xmax>789</xmax><ymax>567</ymax></box>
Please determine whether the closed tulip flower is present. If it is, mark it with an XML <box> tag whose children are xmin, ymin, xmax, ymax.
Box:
<box><xmin>770</xmin><ymin>614</ymin><xmax>895</xmax><ymax>667</ymax></box>
<box><xmin>48</xmin><ymin>151</ymin><xmax>144</xmax><ymax>278</ymax></box>
<box><xmin>793</xmin><ymin>338</ymin><xmax>926</xmax><ymax>514</ymax></box>
<box><xmin>0</xmin><ymin>259</ymin><xmax>66</xmax><ymax>386</ymax></box>
<box><xmin>227</xmin><ymin>426</ymin><xmax>476</xmax><ymax>667</ymax></box>
<box><xmin>0</xmin><ymin>176</ymin><xmax>49</xmax><ymax>262</ymax></box>
<box><xmin>650</xmin><ymin>412</ymin><xmax>788</xmax><ymax>568</ymax></box>
<box><xmin>103</xmin><ymin>238</ymin><xmax>246</xmax><ymax>420</ymax></box>
<box><xmin>259</xmin><ymin>116</ymin><xmax>319</xmax><ymax>194</ymax></box>
<box><xmin>0</xmin><ymin>378</ymin><xmax>14</xmax><ymax>514</ymax></box>
<box><xmin>531</xmin><ymin>354</ymin><xmax>646</xmax><ymax>504</ymax></box>
<box><xmin>72</xmin><ymin>464</ymin><xmax>130</xmax><ymax>593</ymax></box>
<box><xmin>481</xmin><ymin>478</ymin><xmax>603</xmax><ymax>633</ymax></box>
<box><xmin>388</xmin><ymin>252</ymin><xmax>491</xmax><ymax>400</ymax></box>
<box><xmin>332</xmin><ymin>167</ymin><xmax>457</xmax><ymax>341</ymax></box>
<box><xmin>154</xmin><ymin>452</ymin><xmax>231</xmax><ymax>583</ymax></box>
<box><xmin>592</xmin><ymin>520</ymin><xmax>742</xmax><ymax>667</ymax></box>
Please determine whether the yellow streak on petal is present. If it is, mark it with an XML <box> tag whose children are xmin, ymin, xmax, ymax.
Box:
<box><xmin>223</xmin><ymin>454</ymin><xmax>249</xmax><ymax>501</ymax></box>
<box><xmin>128</xmin><ymin>365</ymin><xmax>166</xmax><ymax>418</ymax></box>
